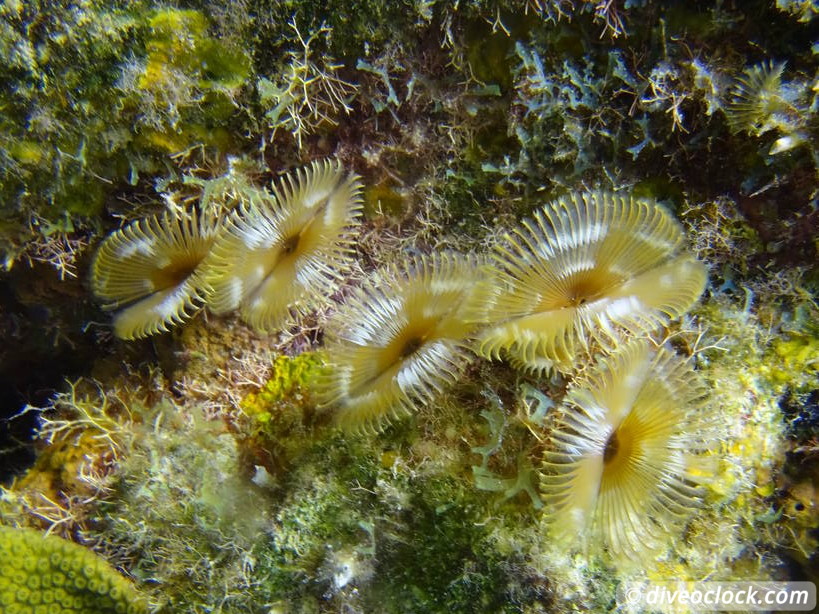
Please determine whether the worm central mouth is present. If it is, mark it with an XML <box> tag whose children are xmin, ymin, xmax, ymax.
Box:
<box><xmin>399</xmin><ymin>337</ymin><xmax>423</xmax><ymax>358</ymax></box>
<box><xmin>603</xmin><ymin>430</ymin><xmax>619</xmax><ymax>464</ymax></box>
<box><xmin>281</xmin><ymin>234</ymin><xmax>300</xmax><ymax>255</ymax></box>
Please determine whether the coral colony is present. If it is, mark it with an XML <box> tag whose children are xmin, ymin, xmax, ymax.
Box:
<box><xmin>0</xmin><ymin>2</ymin><xmax>816</xmax><ymax>613</ymax></box>
<box><xmin>0</xmin><ymin>525</ymin><xmax>149</xmax><ymax>613</ymax></box>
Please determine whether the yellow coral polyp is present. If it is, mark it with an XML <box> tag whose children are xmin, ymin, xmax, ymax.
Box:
<box><xmin>478</xmin><ymin>190</ymin><xmax>707</xmax><ymax>373</ymax></box>
<box><xmin>0</xmin><ymin>526</ymin><xmax>148</xmax><ymax>613</ymax></box>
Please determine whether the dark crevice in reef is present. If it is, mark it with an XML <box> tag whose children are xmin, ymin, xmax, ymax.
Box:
<box><xmin>0</xmin><ymin>266</ymin><xmax>100</xmax><ymax>484</ymax></box>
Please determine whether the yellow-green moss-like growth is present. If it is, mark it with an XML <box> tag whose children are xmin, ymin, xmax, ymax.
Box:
<box><xmin>0</xmin><ymin>525</ymin><xmax>149</xmax><ymax>614</ymax></box>
<box><xmin>241</xmin><ymin>353</ymin><xmax>325</xmax><ymax>423</ymax></box>
<box><xmin>240</xmin><ymin>352</ymin><xmax>327</xmax><ymax>476</ymax></box>
<box><xmin>131</xmin><ymin>8</ymin><xmax>251</xmax><ymax>153</ymax></box>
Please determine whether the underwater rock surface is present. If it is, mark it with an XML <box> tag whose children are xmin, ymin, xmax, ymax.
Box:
<box><xmin>1</xmin><ymin>1</ymin><xmax>817</xmax><ymax>612</ymax></box>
